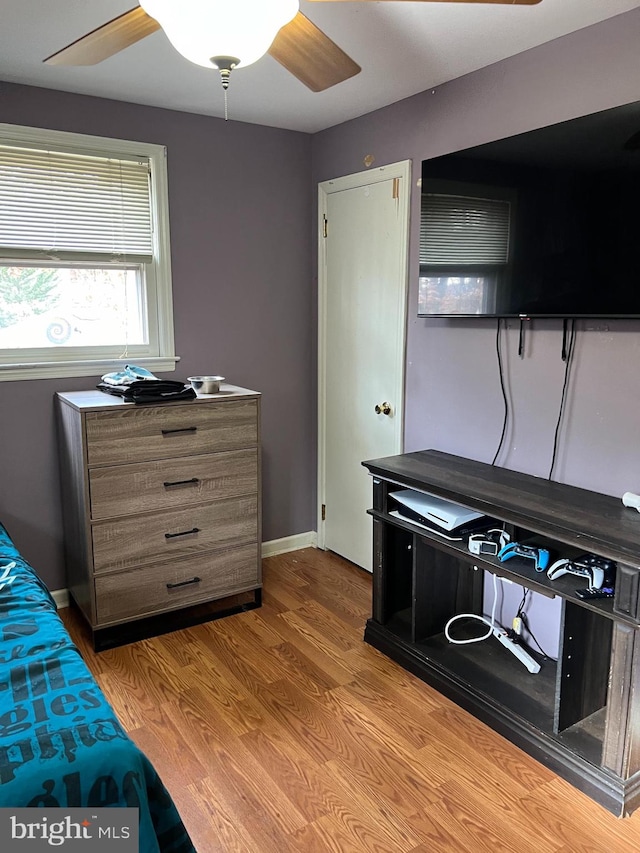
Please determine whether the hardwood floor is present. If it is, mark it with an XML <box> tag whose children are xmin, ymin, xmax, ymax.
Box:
<box><xmin>61</xmin><ymin>548</ymin><xmax>640</xmax><ymax>852</ymax></box>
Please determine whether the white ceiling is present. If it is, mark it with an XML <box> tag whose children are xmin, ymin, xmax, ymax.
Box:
<box><xmin>1</xmin><ymin>0</ymin><xmax>640</xmax><ymax>134</ymax></box>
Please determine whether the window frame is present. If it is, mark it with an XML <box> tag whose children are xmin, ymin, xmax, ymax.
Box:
<box><xmin>0</xmin><ymin>124</ymin><xmax>176</xmax><ymax>382</ymax></box>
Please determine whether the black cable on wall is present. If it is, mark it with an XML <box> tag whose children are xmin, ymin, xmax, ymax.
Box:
<box><xmin>492</xmin><ymin>318</ymin><xmax>509</xmax><ymax>466</ymax></box>
<box><xmin>548</xmin><ymin>319</ymin><xmax>577</xmax><ymax>480</ymax></box>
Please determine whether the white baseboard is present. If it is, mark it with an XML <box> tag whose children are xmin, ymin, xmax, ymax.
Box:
<box><xmin>51</xmin><ymin>532</ymin><xmax>318</xmax><ymax>607</ymax></box>
<box><xmin>262</xmin><ymin>531</ymin><xmax>317</xmax><ymax>558</ymax></box>
<box><xmin>51</xmin><ymin>588</ymin><xmax>69</xmax><ymax>609</ymax></box>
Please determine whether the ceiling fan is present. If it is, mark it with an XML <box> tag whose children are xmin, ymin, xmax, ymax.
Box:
<box><xmin>44</xmin><ymin>0</ymin><xmax>542</xmax><ymax>94</ymax></box>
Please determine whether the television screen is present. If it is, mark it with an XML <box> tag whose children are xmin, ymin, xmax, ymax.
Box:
<box><xmin>418</xmin><ymin>100</ymin><xmax>640</xmax><ymax>318</ymax></box>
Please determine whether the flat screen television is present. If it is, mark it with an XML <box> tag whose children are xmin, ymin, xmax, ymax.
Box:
<box><xmin>418</xmin><ymin>100</ymin><xmax>640</xmax><ymax>318</ymax></box>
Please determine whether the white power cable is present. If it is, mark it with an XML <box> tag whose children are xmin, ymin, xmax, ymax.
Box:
<box><xmin>444</xmin><ymin>570</ymin><xmax>500</xmax><ymax>645</ymax></box>
<box><xmin>444</xmin><ymin>571</ymin><xmax>541</xmax><ymax>673</ymax></box>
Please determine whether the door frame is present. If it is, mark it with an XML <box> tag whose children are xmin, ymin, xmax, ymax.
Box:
<box><xmin>317</xmin><ymin>160</ymin><xmax>411</xmax><ymax>551</ymax></box>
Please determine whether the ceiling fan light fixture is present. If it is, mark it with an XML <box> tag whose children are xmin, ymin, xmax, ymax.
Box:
<box><xmin>139</xmin><ymin>0</ymin><xmax>299</xmax><ymax>69</ymax></box>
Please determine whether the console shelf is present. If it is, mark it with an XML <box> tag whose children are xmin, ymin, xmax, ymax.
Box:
<box><xmin>362</xmin><ymin>450</ymin><xmax>640</xmax><ymax>816</ymax></box>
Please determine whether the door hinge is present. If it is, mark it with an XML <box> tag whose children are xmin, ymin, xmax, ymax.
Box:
<box><xmin>322</xmin><ymin>215</ymin><xmax>328</xmax><ymax>238</ymax></box>
<box><xmin>321</xmin><ymin>504</ymin><xmax>326</xmax><ymax>521</ymax></box>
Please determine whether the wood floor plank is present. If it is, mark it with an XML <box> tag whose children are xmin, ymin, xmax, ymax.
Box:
<box><xmin>310</xmin><ymin>810</ymin><xmax>415</xmax><ymax>853</ymax></box>
<box><xmin>416</xmin><ymin>710</ymin><xmax>554</xmax><ymax>798</ymax></box>
<box><xmin>228</xmin><ymin>607</ymin><xmax>289</xmax><ymax>648</ymax></box>
<box><xmin>519</xmin><ymin>776</ymin><xmax>640</xmax><ymax>851</ymax></box>
<box><xmin>416</xmin><ymin>736</ymin><xmax>532</xmax><ymax>803</ymax></box>
<box><xmin>257</xmin><ymin>601</ymin><xmax>357</xmax><ymax>685</ymax></box>
<box><xmin>269</xmin><ymin>640</ymin><xmax>344</xmax><ymax>698</ymax></box>
<box><xmin>160</xmin><ymin>684</ymin><xmax>248</xmax><ymax>749</ymax></box>
<box><xmin>343</xmin><ymin>641</ymin><xmax>448</xmax><ymax>697</ymax></box>
<box><xmin>320</xmin><ymin>692</ymin><xmax>444</xmax><ymax>813</ymax></box>
<box><xmin>127</xmin><ymin>712</ymin><xmax>209</xmax><ymax>791</ymax></box>
<box><xmin>238</xmin><ymin>727</ymin><xmax>334</xmax><ymax>823</ymax></box>
<box><xmin>287</xmin><ymin>557</ymin><xmax>371</xmax><ymax>627</ymax></box>
<box><xmin>241</xmin><ymin>718</ymin><xmax>424</xmax><ymax>847</ymax></box>
<box><xmin>261</xmin><ymin>568</ymin><xmax>310</xmax><ymax>612</ymax></box>
<box><xmin>281</xmin><ymin>602</ymin><xmax>360</xmax><ymax>656</ymax></box>
<box><xmin>280</xmin><ymin>548</ymin><xmax>370</xmax><ymax>599</ymax></box>
<box><xmin>94</xmin><ymin>670</ymin><xmax>156</xmax><ymax>731</ymax></box>
<box><xmin>59</xmin><ymin>548</ymin><xmax>640</xmax><ymax>852</ymax></box>
<box><xmin>553</xmin><ymin>847</ymin><xmax>610</xmax><ymax>853</ymax></box>
<box><xmin>187</xmin><ymin>774</ymin><xmax>300</xmax><ymax>853</ymax></box>
<box><xmin>186</xmin><ymin>738</ymin><xmax>309</xmax><ymax>842</ymax></box>
<box><xmin>426</xmin><ymin>704</ymin><xmax>557</xmax><ymax>790</ymax></box>
<box><xmin>91</xmin><ymin>637</ymin><xmax>195</xmax><ymax>710</ymax></box>
<box><xmin>336</xmin><ymin>671</ymin><xmax>442</xmax><ymax>750</ymax></box>
<box><xmin>179</xmin><ymin>663</ymin><xmax>266</xmax><ymax>738</ymax></box>
<box><xmin>245</xmin><ymin>677</ymin><xmax>365</xmax><ymax>766</ymax></box>
<box><xmin>325</xmin><ymin>755</ymin><xmax>434</xmax><ymax>842</ymax></box>
<box><xmin>401</xmin><ymin>809</ymin><xmax>471</xmax><ymax>853</ymax></box>
<box><xmin>196</xmin><ymin>621</ymin><xmax>287</xmax><ymax>691</ymax></box>
<box><xmin>288</xmin><ymin>823</ymin><xmax>338</xmax><ymax>853</ymax></box>
<box><xmin>296</xmin><ymin>583</ymin><xmax>369</xmax><ymax>629</ymax></box>
<box><xmin>406</xmin><ymin>801</ymin><xmax>510</xmax><ymax>853</ymax></box>
<box><xmin>201</xmin><ymin>617</ymin><xmax>294</xmax><ymax>686</ymax></box>
<box><xmin>262</xmin><ymin>552</ymin><xmax>312</xmax><ymax>589</ymax></box>
<box><xmin>432</xmin><ymin>778</ymin><xmax>560</xmax><ymax>853</ymax></box>
<box><xmin>171</xmin><ymin>784</ymin><xmax>249</xmax><ymax>853</ymax></box>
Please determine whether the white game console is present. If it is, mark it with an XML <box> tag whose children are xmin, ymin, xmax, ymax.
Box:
<box><xmin>392</xmin><ymin>489</ymin><xmax>485</xmax><ymax>532</ymax></box>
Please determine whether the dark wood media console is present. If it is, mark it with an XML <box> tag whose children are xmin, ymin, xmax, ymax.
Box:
<box><xmin>362</xmin><ymin>449</ymin><xmax>640</xmax><ymax>816</ymax></box>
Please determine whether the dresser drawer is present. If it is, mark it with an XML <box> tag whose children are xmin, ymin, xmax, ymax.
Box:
<box><xmin>85</xmin><ymin>399</ymin><xmax>258</xmax><ymax>466</ymax></box>
<box><xmin>89</xmin><ymin>448</ymin><xmax>258</xmax><ymax>520</ymax></box>
<box><xmin>94</xmin><ymin>544</ymin><xmax>260</xmax><ymax>624</ymax></box>
<box><xmin>92</xmin><ymin>495</ymin><xmax>258</xmax><ymax>572</ymax></box>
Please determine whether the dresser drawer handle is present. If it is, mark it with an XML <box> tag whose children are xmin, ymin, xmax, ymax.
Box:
<box><xmin>166</xmin><ymin>576</ymin><xmax>202</xmax><ymax>590</ymax></box>
<box><xmin>163</xmin><ymin>477</ymin><xmax>200</xmax><ymax>488</ymax></box>
<box><xmin>164</xmin><ymin>527</ymin><xmax>200</xmax><ymax>539</ymax></box>
<box><xmin>161</xmin><ymin>426</ymin><xmax>198</xmax><ymax>435</ymax></box>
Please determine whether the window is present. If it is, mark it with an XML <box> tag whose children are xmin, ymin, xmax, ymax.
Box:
<box><xmin>0</xmin><ymin>124</ymin><xmax>175</xmax><ymax>381</ymax></box>
<box><xmin>419</xmin><ymin>187</ymin><xmax>512</xmax><ymax>315</ymax></box>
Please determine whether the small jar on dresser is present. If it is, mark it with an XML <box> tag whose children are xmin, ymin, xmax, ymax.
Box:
<box><xmin>56</xmin><ymin>384</ymin><xmax>262</xmax><ymax>650</ymax></box>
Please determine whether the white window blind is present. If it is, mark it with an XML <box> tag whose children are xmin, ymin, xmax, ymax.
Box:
<box><xmin>0</xmin><ymin>145</ymin><xmax>153</xmax><ymax>263</ymax></box>
<box><xmin>420</xmin><ymin>193</ymin><xmax>511</xmax><ymax>265</ymax></box>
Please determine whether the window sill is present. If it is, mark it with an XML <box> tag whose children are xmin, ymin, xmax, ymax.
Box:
<box><xmin>0</xmin><ymin>357</ymin><xmax>179</xmax><ymax>382</ymax></box>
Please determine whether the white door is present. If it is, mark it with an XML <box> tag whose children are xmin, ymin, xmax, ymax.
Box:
<box><xmin>318</xmin><ymin>161</ymin><xmax>410</xmax><ymax>571</ymax></box>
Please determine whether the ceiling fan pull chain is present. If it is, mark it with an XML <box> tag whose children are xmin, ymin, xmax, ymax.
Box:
<box><xmin>217</xmin><ymin>67</ymin><xmax>231</xmax><ymax>121</ymax></box>
<box><xmin>212</xmin><ymin>58</ymin><xmax>238</xmax><ymax>123</ymax></box>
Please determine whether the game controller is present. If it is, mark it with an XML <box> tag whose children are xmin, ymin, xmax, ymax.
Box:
<box><xmin>547</xmin><ymin>553</ymin><xmax>615</xmax><ymax>590</ymax></box>
<box><xmin>547</xmin><ymin>559</ymin><xmax>603</xmax><ymax>589</ymax></box>
<box><xmin>497</xmin><ymin>542</ymin><xmax>550</xmax><ymax>572</ymax></box>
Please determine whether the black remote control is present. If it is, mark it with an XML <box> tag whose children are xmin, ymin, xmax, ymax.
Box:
<box><xmin>575</xmin><ymin>587</ymin><xmax>614</xmax><ymax>600</ymax></box>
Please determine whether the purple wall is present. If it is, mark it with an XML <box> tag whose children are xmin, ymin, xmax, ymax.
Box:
<box><xmin>0</xmin><ymin>82</ymin><xmax>313</xmax><ymax>588</ymax></box>
<box><xmin>312</xmin><ymin>9</ymin><xmax>640</xmax><ymax>498</ymax></box>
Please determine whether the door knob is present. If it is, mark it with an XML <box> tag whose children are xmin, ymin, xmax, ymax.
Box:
<box><xmin>375</xmin><ymin>402</ymin><xmax>392</xmax><ymax>416</ymax></box>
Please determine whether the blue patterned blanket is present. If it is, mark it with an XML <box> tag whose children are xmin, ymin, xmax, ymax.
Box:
<box><xmin>0</xmin><ymin>523</ymin><xmax>196</xmax><ymax>852</ymax></box>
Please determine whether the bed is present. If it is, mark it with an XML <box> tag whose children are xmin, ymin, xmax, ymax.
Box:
<box><xmin>0</xmin><ymin>522</ymin><xmax>196</xmax><ymax>852</ymax></box>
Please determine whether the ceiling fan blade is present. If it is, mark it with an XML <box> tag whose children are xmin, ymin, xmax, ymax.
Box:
<box><xmin>44</xmin><ymin>7</ymin><xmax>160</xmax><ymax>66</ymax></box>
<box><xmin>268</xmin><ymin>12</ymin><xmax>360</xmax><ymax>93</ymax></box>
<box><xmin>308</xmin><ymin>1</ymin><xmax>542</xmax><ymax>5</ymax></box>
